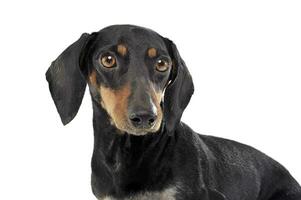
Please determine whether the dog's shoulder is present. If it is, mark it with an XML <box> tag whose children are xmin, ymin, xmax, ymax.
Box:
<box><xmin>176</xmin><ymin>122</ymin><xmax>287</xmax><ymax>172</ymax></box>
<box><xmin>181</xmin><ymin>126</ymin><xmax>301</xmax><ymax>198</ymax></box>
<box><xmin>197</xmin><ymin>133</ymin><xmax>282</xmax><ymax>171</ymax></box>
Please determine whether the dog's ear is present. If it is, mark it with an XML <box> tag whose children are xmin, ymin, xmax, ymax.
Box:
<box><xmin>162</xmin><ymin>38</ymin><xmax>194</xmax><ymax>133</ymax></box>
<box><xmin>46</xmin><ymin>33</ymin><xmax>91</xmax><ymax>125</ymax></box>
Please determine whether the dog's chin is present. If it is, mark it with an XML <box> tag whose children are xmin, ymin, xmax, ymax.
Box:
<box><xmin>115</xmin><ymin>123</ymin><xmax>160</xmax><ymax>136</ymax></box>
<box><xmin>128</xmin><ymin>131</ymin><xmax>149</xmax><ymax>136</ymax></box>
<box><xmin>126</xmin><ymin>127</ymin><xmax>158</xmax><ymax>136</ymax></box>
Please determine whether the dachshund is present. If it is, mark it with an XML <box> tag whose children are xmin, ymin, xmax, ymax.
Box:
<box><xmin>46</xmin><ymin>25</ymin><xmax>301</xmax><ymax>200</ymax></box>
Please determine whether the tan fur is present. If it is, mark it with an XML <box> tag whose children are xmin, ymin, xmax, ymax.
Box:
<box><xmin>147</xmin><ymin>47</ymin><xmax>157</xmax><ymax>58</ymax></box>
<box><xmin>99</xmin><ymin>83</ymin><xmax>164</xmax><ymax>135</ymax></box>
<box><xmin>117</xmin><ymin>44</ymin><xmax>127</xmax><ymax>56</ymax></box>
<box><xmin>89</xmin><ymin>70</ymin><xmax>97</xmax><ymax>86</ymax></box>
<box><xmin>100</xmin><ymin>84</ymin><xmax>131</xmax><ymax>133</ymax></box>
<box><xmin>150</xmin><ymin>86</ymin><xmax>163</xmax><ymax>132</ymax></box>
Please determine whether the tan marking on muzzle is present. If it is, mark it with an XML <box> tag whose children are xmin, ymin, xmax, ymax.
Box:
<box><xmin>150</xmin><ymin>86</ymin><xmax>163</xmax><ymax>132</ymax></box>
<box><xmin>147</xmin><ymin>47</ymin><xmax>157</xmax><ymax>58</ymax></box>
<box><xmin>99</xmin><ymin>84</ymin><xmax>131</xmax><ymax>132</ymax></box>
<box><xmin>117</xmin><ymin>44</ymin><xmax>127</xmax><ymax>56</ymax></box>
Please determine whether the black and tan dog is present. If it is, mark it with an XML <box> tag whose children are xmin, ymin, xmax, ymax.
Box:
<box><xmin>46</xmin><ymin>25</ymin><xmax>301</xmax><ymax>200</ymax></box>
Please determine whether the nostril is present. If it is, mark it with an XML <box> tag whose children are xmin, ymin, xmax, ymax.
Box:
<box><xmin>148</xmin><ymin>117</ymin><xmax>156</xmax><ymax>125</ymax></box>
<box><xmin>131</xmin><ymin>117</ymin><xmax>141</xmax><ymax>124</ymax></box>
<box><xmin>129</xmin><ymin>114</ymin><xmax>142</xmax><ymax>125</ymax></box>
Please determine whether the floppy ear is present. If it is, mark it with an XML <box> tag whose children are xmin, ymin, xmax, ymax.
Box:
<box><xmin>46</xmin><ymin>33</ymin><xmax>90</xmax><ymax>125</ymax></box>
<box><xmin>163</xmin><ymin>38</ymin><xmax>194</xmax><ymax>133</ymax></box>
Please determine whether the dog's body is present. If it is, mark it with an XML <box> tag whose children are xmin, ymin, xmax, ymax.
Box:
<box><xmin>91</xmin><ymin>117</ymin><xmax>301</xmax><ymax>200</ymax></box>
<box><xmin>46</xmin><ymin>25</ymin><xmax>301</xmax><ymax>200</ymax></box>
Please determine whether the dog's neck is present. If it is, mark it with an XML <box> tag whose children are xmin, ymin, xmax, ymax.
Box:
<box><xmin>91</xmin><ymin>101</ymin><xmax>177</xmax><ymax>196</ymax></box>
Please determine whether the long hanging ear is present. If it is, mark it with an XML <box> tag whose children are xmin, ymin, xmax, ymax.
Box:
<box><xmin>163</xmin><ymin>38</ymin><xmax>194</xmax><ymax>133</ymax></box>
<box><xmin>46</xmin><ymin>33</ymin><xmax>90</xmax><ymax>125</ymax></box>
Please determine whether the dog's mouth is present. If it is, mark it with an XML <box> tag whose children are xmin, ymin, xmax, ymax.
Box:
<box><xmin>100</xmin><ymin>102</ymin><xmax>163</xmax><ymax>136</ymax></box>
<box><xmin>114</xmin><ymin>120</ymin><xmax>161</xmax><ymax>136</ymax></box>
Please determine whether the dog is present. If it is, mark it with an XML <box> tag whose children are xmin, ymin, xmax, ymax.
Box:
<box><xmin>46</xmin><ymin>25</ymin><xmax>301</xmax><ymax>200</ymax></box>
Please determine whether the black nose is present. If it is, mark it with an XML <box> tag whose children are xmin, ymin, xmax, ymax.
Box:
<box><xmin>129</xmin><ymin>110</ymin><xmax>157</xmax><ymax>129</ymax></box>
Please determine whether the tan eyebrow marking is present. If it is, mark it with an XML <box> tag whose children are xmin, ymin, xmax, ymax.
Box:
<box><xmin>117</xmin><ymin>44</ymin><xmax>127</xmax><ymax>56</ymax></box>
<box><xmin>147</xmin><ymin>47</ymin><xmax>157</xmax><ymax>58</ymax></box>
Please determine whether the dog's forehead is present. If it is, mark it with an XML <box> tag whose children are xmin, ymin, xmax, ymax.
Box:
<box><xmin>95</xmin><ymin>25</ymin><xmax>167</xmax><ymax>50</ymax></box>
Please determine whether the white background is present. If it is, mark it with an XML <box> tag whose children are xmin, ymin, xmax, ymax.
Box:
<box><xmin>0</xmin><ymin>0</ymin><xmax>300</xmax><ymax>199</ymax></box>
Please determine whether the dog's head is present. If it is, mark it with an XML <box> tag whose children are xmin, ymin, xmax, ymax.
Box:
<box><xmin>46</xmin><ymin>25</ymin><xmax>194</xmax><ymax>135</ymax></box>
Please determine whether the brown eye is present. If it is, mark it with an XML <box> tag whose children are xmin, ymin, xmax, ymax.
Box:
<box><xmin>100</xmin><ymin>54</ymin><xmax>116</xmax><ymax>68</ymax></box>
<box><xmin>155</xmin><ymin>58</ymin><xmax>170</xmax><ymax>72</ymax></box>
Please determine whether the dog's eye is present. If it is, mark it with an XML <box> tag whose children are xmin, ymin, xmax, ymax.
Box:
<box><xmin>100</xmin><ymin>54</ymin><xmax>116</xmax><ymax>68</ymax></box>
<box><xmin>155</xmin><ymin>58</ymin><xmax>171</xmax><ymax>72</ymax></box>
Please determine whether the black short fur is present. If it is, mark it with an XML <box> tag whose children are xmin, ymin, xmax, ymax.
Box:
<box><xmin>46</xmin><ymin>25</ymin><xmax>301</xmax><ymax>200</ymax></box>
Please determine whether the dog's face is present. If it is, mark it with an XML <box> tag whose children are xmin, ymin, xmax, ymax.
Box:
<box><xmin>46</xmin><ymin>25</ymin><xmax>194</xmax><ymax>135</ymax></box>
<box><xmin>86</xmin><ymin>26</ymin><xmax>172</xmax><ymax>135</ymax></box>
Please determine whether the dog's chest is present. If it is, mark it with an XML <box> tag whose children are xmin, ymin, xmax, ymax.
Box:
<box><xmin>100</xmin><ymin>186</ymin><xmax>177</xmax><ymax>200</ymax></box>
